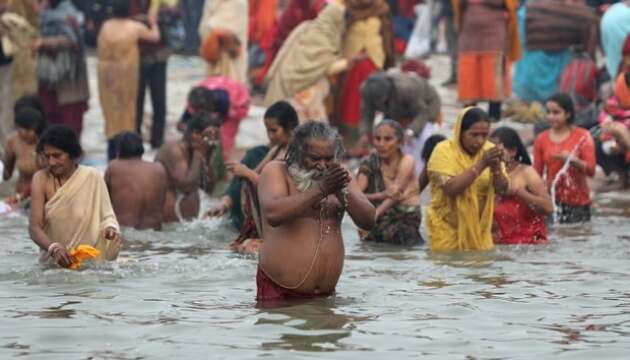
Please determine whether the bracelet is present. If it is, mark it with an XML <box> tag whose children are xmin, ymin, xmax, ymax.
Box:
<box><xmin>469</xmin><ymin>165</ymin><xmax>480</xmax><ymax>178</ymax></box>
<box><xmin>47</xmin><ymin>242</ymin><xmax>63</xmax><ymax>256</ymax></box>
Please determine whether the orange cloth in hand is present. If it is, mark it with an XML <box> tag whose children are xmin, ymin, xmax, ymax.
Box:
<box><xmin>69</xmin><ymin>245</ymin><xmax>101</xmax><ymax>270</ymax></box>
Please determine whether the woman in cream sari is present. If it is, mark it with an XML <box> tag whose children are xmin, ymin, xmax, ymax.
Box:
<box><xmin>426</xmin><ymin>107</ymin><xmax>509</xmax><ymax>251</ymax></box>
<box><xmin>263</xmin><ymin>1</ymin><xmax>350</xmax><ymax>122</ymax></box>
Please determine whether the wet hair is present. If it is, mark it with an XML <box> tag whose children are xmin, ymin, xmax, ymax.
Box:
<box><xmin>115</xmin><ymin>131</ymin><xmax>144</xmax><ymax>159</ymax></box>
<box><xmin>186</xmin><ymin>112</ymin><xmax>221</xmax><ymax>139</ymax></box>
<box><xmin>211</xmin><ymin>89</ymin><xmax>230</xmax><ymax>121</ymax></box>
<box><xmin>490</xmin><ymin>127</ymin><xmax>531</xmax><ymax>165</ymax></box>
<box><xmin>361</xmin><ymin>72</ymin><xmax>392</xmax><ymax>106</ymax></box>
<box><xmin>187</xmin><ymin>86</ymin><xmax>216</xmax><ymax>114</ymax></box>
<box><xmin>285</xmin><ymin>121</ymin><xmax>345</xmax><ymax>166</ymax></box>
<box><xmin>460</xmin><ymin>107</ymin><xmax>491</xmax><ymax>133</ymax></box>
<box><xmin>111</xmin><ymin>0</ymin><xmax>130</xmax><ymax>17</ymax></box>
<box><xmin>264</xmin><ymin>101</ymin><xmax>299</xmax><ymax>132</ymax></box>
<box><xmin>36</xmin><ymin>125</ymin><xmax>83</xmax><ymax>159</ymax></box>
<box><xmin>15</xmin><ymin>108</ymin><xmax>47</xmax><ymax>136</ymax></box>
<box><xmin>546</xmin><ymin>93</ymin><xmax>575</xmax><ymax>124</ymax></box>
<box><xmin>421</xmin><ymin>134</ymin><xmax>446</xmax><ymax>162</ymax></box>
<box><xmin>374</xmin><ymin>119</ymin><xmax>404</xmax><ymax>142</ymax></box>
<box><xmin>14</xmin><ymin>95</ymin><xmax>44</xmax><ymax>117</ymax></box>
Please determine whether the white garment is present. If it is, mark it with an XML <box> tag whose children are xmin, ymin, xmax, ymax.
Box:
<box><xmin>404</xmin><ymin>3</ymin><xmax>432</xmax><ymax>59</ymax></box>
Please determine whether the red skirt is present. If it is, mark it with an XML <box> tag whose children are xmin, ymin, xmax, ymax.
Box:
<box><xmin>256</xmin><ymin>266</ymin><xmax>333</xmax><ymax>302</ymax></box>
<box><xmin>338</xmin><ymin>58</ymin><xmax>378</xmax><ymax>127</ymax></box>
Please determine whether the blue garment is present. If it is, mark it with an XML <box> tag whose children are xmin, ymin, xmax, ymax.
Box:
<box><xmin>513</xmin><ymin>6</ymin><xmax>572</xmax><ymax>103</ymax></box>
<box><xmin>601</xmin><ymin>3</ymin><xmax>630</xmax><ymax>78</ymax></box>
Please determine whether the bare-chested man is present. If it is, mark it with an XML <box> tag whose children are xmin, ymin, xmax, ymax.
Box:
<box><xmin>256</xmin><ymin>121</ymin><xmax>375</xmax><ymax>302</ymax></box>
<box><xmin>155</xmin><ymin>112</ymin><xmax>221</xmax><ymax>222</ymax></box>
<box><xmin>105</xmin><ymin>131</ymin><xmax>167</xmax><ymax>230</ymax></box>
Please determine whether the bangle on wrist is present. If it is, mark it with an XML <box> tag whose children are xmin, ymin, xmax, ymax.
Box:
<box><xmin>47</xmin><ymin>242</ymin><xmax>62</xmax><ymax>256</ymax></box>
<box><xmin>470</xmin><ymin>165</ymin><xmax>480</xmax><ymax>178</ymax></box>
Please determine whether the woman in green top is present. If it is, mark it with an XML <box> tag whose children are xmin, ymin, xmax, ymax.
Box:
<box><xmin>206</xmin><ymin>101</ymin><xmax>299</xmax><ymax>252</ymax></box>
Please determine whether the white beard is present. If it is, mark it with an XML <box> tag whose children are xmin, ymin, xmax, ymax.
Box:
<box><xmin>287</xmin><ymin>164</ymin><xmax>322</xmax><ymax>193</ymax></box>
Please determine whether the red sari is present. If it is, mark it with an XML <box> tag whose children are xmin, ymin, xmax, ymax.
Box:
<box><xmin>494</xmin><ymin>195</ymin><xmax>548</xmax><ymax>245</ymax></box>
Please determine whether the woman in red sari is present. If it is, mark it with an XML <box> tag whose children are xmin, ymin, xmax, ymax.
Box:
<box><xmin>491</xmin><ymin>127</ymin><xmax>552</xmax><ymax>245</ymax></box>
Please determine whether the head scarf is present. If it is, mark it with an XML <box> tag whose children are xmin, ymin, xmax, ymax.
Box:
<box><xmin>426</xmin><ymin>107</ymin><xmax>500</xmax><ymax>252</ymax></box>
<box><xmin>264</xmin><ymin>2</ymin><xmax>346</xmax><ymax>106</ymax></box>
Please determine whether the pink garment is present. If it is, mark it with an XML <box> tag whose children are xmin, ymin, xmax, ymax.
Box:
<box><xmin>198</xmin><ymin>76</ymin><xmax>251</xmax><ymax>155</ymax></box>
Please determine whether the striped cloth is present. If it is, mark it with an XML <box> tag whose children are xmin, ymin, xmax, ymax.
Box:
<box><xmin>525</xmin><ymin>1</ymin><xmax>598</xmax><ymax>52</ymax></box>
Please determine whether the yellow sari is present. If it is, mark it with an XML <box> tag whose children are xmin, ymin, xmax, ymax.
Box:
<box><xmin>426</xmin><ymin>108</ymin><xmax>502</xmax><ymax>251</ymax></box>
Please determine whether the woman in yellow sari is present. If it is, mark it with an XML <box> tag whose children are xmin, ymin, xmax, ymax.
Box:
<box><xmin>426</xmin><ymin>107</ymin><xmax>509</xmax><ymax>251</ymax></box>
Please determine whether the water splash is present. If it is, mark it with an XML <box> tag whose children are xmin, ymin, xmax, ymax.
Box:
<box><xmin>550</xmin><ymin>136</ymin><xmax>587</xmax><ymax>224</ymax></box>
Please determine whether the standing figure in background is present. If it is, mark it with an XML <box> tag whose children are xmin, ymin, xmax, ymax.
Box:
<box><xmin>533</xmin><ymin>93</ymin><xmax>596</xmax><ymax>223</ymax></box>
<box><xmin>198</xmin><ymin>0</ymin><xmax>248</xmax><ymax>83</ymax></box>
<box><xmin>600</xmin><ymin>1</ymin><xmax>630</xmax><ymax>79</ymax></box>
<box><xmin>136</xmin><ymin>0</ymin><xmax>177</xmax><ymax>150</ymax></box>
<box><xmin>491</xmin><ymin>127</ymin><xmax>552</xmax><ymax>245</ymax></box>
<box><xmin>441</xmin><ymin>0</ymin><xmax>457</xmax><ymax>86</ymax></box>
<box><xmin>36</xmin><ymin>0</ymin><xmax>89</xmax><ymax>139</ymax></box>
<box><xmin>264</xmin><ymin>1</ymin><xmax>350</xmax><ymax>122</ymax></box>
<box><xmin>98</xmin><ymin>0</ymin><xmax>160</xmax><ymax>161</ymax></box>
<box><xmin>453</xmin><ymin>0</ymin><xmax>521</xmax><ymax>121</ymax></box>
<box><xmin>180</xmin><ymin>0</ymin><xmax>205</xmax><ymax>54</ymax></box>
<box><xmin>0</xmin><ymin>1</ymin><xmax>35</xmax><ymax>151</ymax></box>
<box><xmin>7</xmin><ymin>0</ymin><xmax>41</xmax><ymax>102</ymax></box>
<box><xmin>254</xmin><ymin>0</ymin><xmax>324</xmax><ymax>86</ymax></box>
<box><xmin>337</xmin><ymin>0</ymin><xmax>394</xmax><ymax>142</ymax></box>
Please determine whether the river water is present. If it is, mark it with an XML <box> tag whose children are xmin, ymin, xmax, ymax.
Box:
<box><xmin>1</xmin><ymin>190</ymin><xmax>629</xmax><ymax>359</ymax></box>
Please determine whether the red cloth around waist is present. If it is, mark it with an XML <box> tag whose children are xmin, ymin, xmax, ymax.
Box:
<box><xmin>256</xmin><ymin>266</ymin><xmax>333</xmax><ymax>302</ymax></box>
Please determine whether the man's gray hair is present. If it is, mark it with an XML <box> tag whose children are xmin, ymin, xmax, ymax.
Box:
<box><xmin>285</xmin><ymin>121</ymin><xmax>345</xmax><ymax>166</ymax></box>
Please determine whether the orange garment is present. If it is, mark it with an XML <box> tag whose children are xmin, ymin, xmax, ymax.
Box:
<box><xmin>249</xmin><ymin>0</ymin><xmax>278</xmax><ymax>45</ymax></box>
<box><xmin>533</xmin><ymin>128</ymin><xmax>595</xmax><ymax>207</ymax></box>
<box><xmin>458</xmin><ymin>53</ymin><xmax>511</xmax><ymax>102</ymax></box>
<box><xmin>452</xmin><ymin>0</ymin><xmax>521</xmax><ymax>62</ymax></box>
<box><xmin>69</xmin><ymin>245</ymin><xmax>101</xmax><ymax>270</ymax></box>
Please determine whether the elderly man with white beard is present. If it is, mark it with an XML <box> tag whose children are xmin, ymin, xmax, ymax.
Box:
<box><xmin>256</xmin><ymin>121</ymin><xmax>375</xmax><ymax>303</ymax></box>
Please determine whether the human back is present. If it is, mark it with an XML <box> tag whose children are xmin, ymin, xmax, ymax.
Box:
<box><xmin>106</xmin><ymin>160</ymin><xmax>167</xmax><ymax>230</ymax></box>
